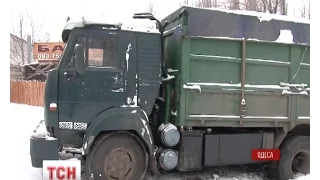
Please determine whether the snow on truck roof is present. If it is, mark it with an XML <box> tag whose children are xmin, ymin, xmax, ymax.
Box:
<box><xmin>161</xmin><ymin>6</ymin><xmax>310</xmax><ymax>44</ymax></box>
<box><xmin>62</xmin><ymin>16</ymin><xmax>159</xmax><ymax>40</ymax></box>
<box><xmin>62</xmin><ymin>7</ymin><xmax>309</xmax><ymax>43</ymax></box>
<box><xmin>182</xmin><ymin>6</ymin><xmax>310</xmax><ymax>24</ymax></box>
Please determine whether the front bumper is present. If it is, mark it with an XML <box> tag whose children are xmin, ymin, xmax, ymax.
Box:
<box><xmin>30</xmin><ymin>120</ymin><xmax>59</xmax><ymax>168</ymax></box>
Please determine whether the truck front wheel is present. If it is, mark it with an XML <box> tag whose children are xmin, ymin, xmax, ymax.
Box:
<box><xmin>277</xmin><ymin>135</ymin><xmax>310</xmax><ymax>180</ymax></box>
<box><xmin>86</xmin><ymin>132</ymin><xmax>147</xmax><ymax>180</ymax></box>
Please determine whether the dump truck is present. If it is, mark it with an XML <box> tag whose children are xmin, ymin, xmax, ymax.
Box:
<box><xmin>30</xmin><ymin>6</ymin><xmax>310</xmax><ymax>180</ymax></box>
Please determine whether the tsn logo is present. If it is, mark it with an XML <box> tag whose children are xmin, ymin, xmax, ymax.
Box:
<box><xmin>43</xmin><ymin>160</ymin><xmax>81</xmax><ymax>180</ymax></box>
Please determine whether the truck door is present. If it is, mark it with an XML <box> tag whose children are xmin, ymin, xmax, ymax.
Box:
<box><xmin>57</xmin><ymin>29</ymin><xmax>125</xmax><ymax>131</ymax></box>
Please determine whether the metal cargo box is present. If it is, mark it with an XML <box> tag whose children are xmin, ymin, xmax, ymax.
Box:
<box><xmin>161</xmin><ymin>6</ymin><xmax>309</xmax><ymax>44</ymax></box>
<box><xmin>162</xmin><ymin>7</ymin><xmax>310</xmax><ymax>128</ymax></box>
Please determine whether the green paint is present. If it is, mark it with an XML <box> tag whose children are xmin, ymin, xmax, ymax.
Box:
<box><xmin>164</xmin><ymin>83</ymin><xmax>171</xmax><ymax>124</ymax></box>
<box><xmin>164</xmin><ymin>22</ymin><xmax>310</xmax><ymax>128</ymax></box>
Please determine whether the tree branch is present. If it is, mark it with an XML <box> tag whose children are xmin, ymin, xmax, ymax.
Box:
<box><xmin>10</xmin><ymin>10</ymin><xmax>48</xmax><ymax>65</ymax></box>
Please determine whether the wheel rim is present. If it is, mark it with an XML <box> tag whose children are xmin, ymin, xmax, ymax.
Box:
<box><xmin>291</xmin><ymin>150</ymin><xmax>310</xmax><ymax>175</ymax></box>
<box><xmin>104</xmin><ymin>147</ymin><xmax>136</xmax><ymax>180</ymax></box>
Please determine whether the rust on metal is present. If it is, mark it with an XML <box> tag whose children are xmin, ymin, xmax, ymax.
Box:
<box><xmin>104</xmin><ymin>147</ymin><xmax>136</xmax><ymax>180</ymax></box>
<box><xmin>240</xmin><ymin>39</ymin><xmax>246</xmax><ymax>118</ymax></box>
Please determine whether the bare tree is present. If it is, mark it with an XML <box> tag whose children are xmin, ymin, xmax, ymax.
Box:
<box><xmin>194</xmin><ymin>0</ymin><xmax>219</xmax><ymax>8</ymax></box>
<box><xmin>11</xmin><ymin>10</ymin><xmax>49</xmax><ymax>65</ymax></box>
<box><xmin>10</xmin><ymin>34</ymin><xmax>26</xmax><ymax>65</ymax></box>
<box><xmin>43</xmin><ymin>32</ymin><xmax>51</xmax><ymax>42</ymax></box>
<box><xmin>179</xmin><ymin>0</ymin><xmax>190</xmax><ymax>7</ymax></box>
<box><xmin>148</xmin><ymin>1</ymin><xmax>156</xmax><ymax>15</ymax></box>
<box><xmin>27</xmin><ymin>13</ymin><xmax>46</xmax><ymax>43</ymax></box>
<box><xmin>180</xmin><ymin>0</ymin><xmax>241</xmax><ymax>10</ymax></box>
<box><xmin>181</xmin><ymin>0</ymin><xmax>243</xmax><ymax>10</ymax></box>
<box><xmin>298</xmin><ymin>0</ymin><xmax>310</xmax><ymax>19</ymax></box>
<box><xmin>260</xmin><ymin>0</ymin><xmax>279</xmax><ymax>13</ymax></box>
<box><xmin>244</xmin><ymin>0</ymin><xmax>257</xmax><ymax>11</ymax></box>
<box><xmin>308</xmin><ymin>0</ymin><xmax>310</xmax><ymax>19</ymax></box>
<box><xmin>237</xmin><ymin>0</ymin><xmax>287</xmax><ymax>14</ymax></box>
<box><xmin>280</xmin><ymin>0</ymin><xmax>287</xmax><ymax>15</ymax></box>
<box><xmin>228</xmin><ymin>0</ymin><xmax>241</xmax><ymax>10</ymax></box>
<box><xmin>177</xmin><ymin>0</ymin><xmax>294</xmax><ymax>16</ymax></box>
<box><xmin>11</xmin><ymin>12</ymin><xmax>27</xmax><ymax>65</ymax></box>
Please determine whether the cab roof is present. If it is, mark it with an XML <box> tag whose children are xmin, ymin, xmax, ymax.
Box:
<box><xmin>61</xmin><ymin>16</ymin><xmax>159</xmax><ymax>42</ymax></box>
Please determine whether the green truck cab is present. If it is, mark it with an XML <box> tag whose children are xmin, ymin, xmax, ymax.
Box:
<box><xmin>30</xmin><ymin>6</ymin><xmax>310</xmax><ymax>180</ymax></box>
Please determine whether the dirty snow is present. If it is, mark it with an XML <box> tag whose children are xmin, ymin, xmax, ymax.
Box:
<box><xmin>133</xmin><ymin>95</ymin><xmax>138</xmax><ymax>106</ymax></box>
<box><xmin>183</xmin><ymin>84</ymin><xmax>202</xmax><ymax>92</ymax></box>
<box><xmin>162</xmin><ymin>74</ymin><xmax>175</xmax><ymax>81</ymax></box>
<box><xmin>111</xmin><ymin>87</ymin><xmax>124</xmax><ymax>92</ymax></box>
<box><xmin>123</xmin><ymin>95</ymin><xmax>138</xmax><ymax>107</ymax></box>
<box><xmin>298</xmin><ymin>117</ymin><xmax>310</xmax><ymax>120</ymax></box>
<box><xmin>126</xmin><ymin>43</ymin><xmax>132</xmax><ymax>71</ymax></box>
<box><xmin>167</xmin><ymin>68</ymin><xmax>179</xmax><ymax>73</ymax></box>
<box><xmin>171</xmin><ymin>110</ymin><xmax>177</xmax><ymax>116</ymax></box>
<box><xmin>191</xmin><ymin>27</ymin><xmax>306</xmax><ymax>45</ymax></box>
<box><xmin>282</xmin><ymin>90</ymin><xmax>309</xmax><ymax>95</ymax></box>
<box><xmin>187</xmin><ymin>82</ymin><xmax>295</xmax><ymax>90</ymax></box>
<box><xmin>10</xmin><ymin>103</ymin><xmax>310</xmax><ymax>180</ymax></box>
<box><xmin>140</xmin><ymin>118</ymin><xmax>153</xmax><ymax>145</ymax></box>
<box><xmin>189</xmin><ymin>114</ymin><xmax>288</xmax><ymax>119</ymax></box>
<box><xmin>64</xmin><ymin>16</ymin><xmax>159</xmax><ymax>34</ymax></box>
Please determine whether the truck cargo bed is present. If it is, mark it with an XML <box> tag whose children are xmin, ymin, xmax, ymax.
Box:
<box><xmin>161</xmin><ymin>6</ymin><xmax>310</xmax><ymax>44</ymax></box>
<box><xmin>163</xmin><ymin>7</ymin><xmax>310</xmax><ymax>129</ymax></box>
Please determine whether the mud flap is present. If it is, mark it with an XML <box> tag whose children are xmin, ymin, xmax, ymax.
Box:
<box><xmin>30</xmin><ymin>120</ymin><xmax>59</xmax><ymax>168</ymax></box>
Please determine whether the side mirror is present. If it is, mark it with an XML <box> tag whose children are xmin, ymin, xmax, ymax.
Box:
<box><xmin>133</xmin><ymin>13</ymin><xmax>156</xmax><ymax>20</ymax></box>
<box><xmin>74</xmin><ymin>44</ymin><xmax>85</xmax><ymax>75</ymax></box>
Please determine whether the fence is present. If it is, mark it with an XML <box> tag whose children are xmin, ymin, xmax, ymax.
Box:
<box><xmin>10</xmin><ymin>80</ymin><xmax>45</xmax><ymax>107</ymax></box>
<box><xmin>10</xmin><ymin>64</ymin><xmax>22</xmax><ymax>80</ymax></box>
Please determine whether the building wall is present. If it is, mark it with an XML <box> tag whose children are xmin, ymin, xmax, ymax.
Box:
<box><xmin>10</xmin><ymin>34</ymin><xmax>34</xmax><ymax>65</ymax></box>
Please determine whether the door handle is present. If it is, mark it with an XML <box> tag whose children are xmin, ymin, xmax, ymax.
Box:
<box><xmin>111</xmin><ymin>86</ymin><xmax>124</xmax><ymax>92</ymax></box>
<box><xmin>64</xmin><ymin>71</ymin><xmax>76</xmax><ymax>82</ymax></box>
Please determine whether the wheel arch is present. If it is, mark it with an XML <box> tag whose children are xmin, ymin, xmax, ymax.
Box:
<box><xmin>85</xmin><ymin>131</ymin><xmax>149</xmax><ymax>180</ymax></box>
<box><xmin>82</xmin><ymin>107</ymin><xmax>154</xmax><ymax>154</ymax></box>
<box><xmin>81</xmin><ymin>107</ymin><xmax>157</xmax><ymax>173</ymax></box>
<box><xmin>91</xmin><ymin>130</ymin><xmax>149</xmax><ymax>157</ymax></box>
<box><xmin>275</xmin><ymin>124</ymin><xmax>310</xmax><ymax>149</ymax></box>
<box><xmin>288</xmin><ymin>124</ymin><xmax>310</xmax><ymax>137</ymax></box>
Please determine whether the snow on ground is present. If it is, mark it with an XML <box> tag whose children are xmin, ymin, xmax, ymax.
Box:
<box><xmin>9</xmin><ymin>103</ymin><xmax>310</xmax><ymax>180</ymax></box>
<box><xmin>9</xmin><ymin>103</ymin><xmax>44</xmax><ymax>180</ymax></box>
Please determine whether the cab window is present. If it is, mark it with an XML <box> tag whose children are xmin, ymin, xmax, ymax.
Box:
<box><xmin>87</xmin><ymin>36</ymin><xmax>117</xmax><ymax>68</ymax></box>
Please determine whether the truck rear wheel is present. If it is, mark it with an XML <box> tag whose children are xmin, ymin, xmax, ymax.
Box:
<box><xmin>86</xmin><ymin>132</ymin><xmax>147</xmax><ymax>180</ymax></box>
<box><xmin>277</xmin><ymin>136</ymin><xmax>310</xmax><ymax>180</ymax></box>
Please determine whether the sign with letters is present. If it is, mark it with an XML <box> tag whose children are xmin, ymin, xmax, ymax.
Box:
<box><xmin>34</xmin><ymin>42</ymin><xmax>65</xmax><ymax>62</ymax></box>
<box><xmin>43</xmin><ymin>160</ymin><xmax>81</xmax><ymax>180</ymax></box>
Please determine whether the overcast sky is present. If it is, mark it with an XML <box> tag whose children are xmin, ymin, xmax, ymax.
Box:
<box><xmin>10</xmin><ymin>0</ymin><xmax>310</xmax><ymax>42</ymax></box>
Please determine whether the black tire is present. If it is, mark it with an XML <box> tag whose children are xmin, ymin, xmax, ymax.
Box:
<box><xmin>86</xmin><ymin>132</ymin><xmax>147</xmax><ymax>180</ymax></box>
<box><xmin>277</xmin><ymin>136</ymin><xmax>310</xmax><ymax>180</ymax></box>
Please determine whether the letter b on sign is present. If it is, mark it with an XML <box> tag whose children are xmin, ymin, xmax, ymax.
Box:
<box><xmin>43</xmin><ymin>160</ymin><xmax>81</xmax><ymax>180</ymax></box>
